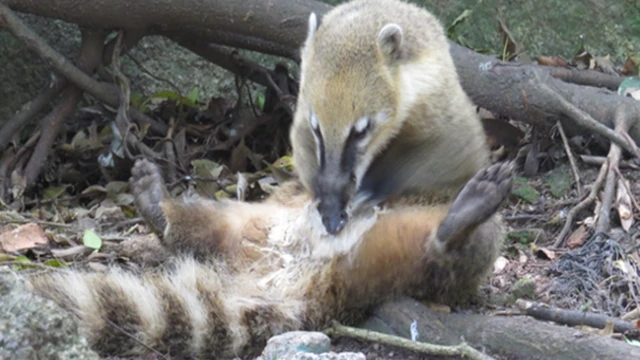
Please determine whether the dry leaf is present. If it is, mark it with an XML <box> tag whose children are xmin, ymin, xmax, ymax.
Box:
<box><xmin>622</xmin><ymin>57</ymin><xmax>639</xmax><ymax>76</ymax></box>
<box><xmin>567</xmin><ymin>224</ymin><xmax>588</xmax><ymax>248</ymax></box>
<box><xmin>0</xmin><ymin>223</ymin><xmax>48</xmax><ymax>253</ymax></box>
<box><xmin>536</xmin><ymin>55</ymin><xmax>569</xmax><ymax>67</ymax></box>
<box><xmin>616</xmin><ymin>178</ymin><xmax>634</xmax><ymax>232</ymax></box>
<box><xmin>535</xmin><ymin>246</ymin><xmax>556</xmax><ymax>260</ymax></box>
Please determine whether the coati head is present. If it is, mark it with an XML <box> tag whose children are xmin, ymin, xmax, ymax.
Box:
<box><xmin>291</xmin><ymin>8</ymin><xmax>432</xmax><ymax>235</ymax></box>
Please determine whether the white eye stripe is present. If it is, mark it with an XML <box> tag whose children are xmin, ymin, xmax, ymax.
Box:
<box><xmin>354</xmin><ymin>117</ymin><xmax>369</xmax><ymax>133</ymax></box>
<box><xmin>310</xmin><ymin>112</ymin><xmax>319</xmax><ymax>131</ymax></box>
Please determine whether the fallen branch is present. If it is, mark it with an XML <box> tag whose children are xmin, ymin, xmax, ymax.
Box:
<box><xmin>516</xmin><ymin>299</ymin><xmax>637</xmax><ymax>333</ymax></box>
<box><xmin>324</xmin><ymin>320</ymin><xmax>494</xmax><ymax>360</ymax></box>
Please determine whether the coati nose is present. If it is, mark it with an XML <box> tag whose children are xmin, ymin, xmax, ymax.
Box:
<box><xmin>322</xmin><ymin>211</ymin><xmax>348</xmax><ymax>235</ymax></box>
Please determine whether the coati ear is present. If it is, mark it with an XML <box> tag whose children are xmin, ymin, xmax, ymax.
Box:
<box><xmin>377</xmin><ymin>23</ymin><xmax>404</xmax><ymax>59</ymax></box>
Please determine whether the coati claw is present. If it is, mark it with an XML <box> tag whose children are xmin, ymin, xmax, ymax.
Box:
<box><xmin>436</xmin><ymin>161</ymin><xmax>514</xmax><ymax>250</ymax></box>
<box><xmin>129</xmin><ymin>159</ymin><xmax>169</xmax><ymax>233</ymax></box>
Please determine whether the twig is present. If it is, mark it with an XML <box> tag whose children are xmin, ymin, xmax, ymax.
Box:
<box><xmin>554</xmin><ymin>161</ymin><xmax>607</xmax><ymax>247</ymax></box>
<box><xmin>556</xmin><ymin>120</ymin><xmax>582</xmax><ymax>197</ymax></box>
<box><xmin>0</xmin><ymin>218</ymin><xmax>73</xmax><ymax>228</ymax></box>
<box><xmin>323</xmin><ymin>321</ymin><xmax>495</xmax><ymax>360</ymax></box>
<box><xmin>613</xmin><ymin>167</ymin><xmax>640</xmax><ymax>213</ymax></box>
<box><xmin>579</xmin><ymin>155</ymin><xmax>639</xmax><ymax>169</ymax></box>
<box><xmin>538</xmin><ymin>83</ymin><xmax>640</xmax><ymax>157</ymax></box>
<box><xmin>516</xmin><ymin>299</ymin><xmax>636</xmax><ymax>333</ymax></box>
<box><xmin>0</xmin><ymin>261</ymin><xmax>64</xmax><ymax>271</ymax></box>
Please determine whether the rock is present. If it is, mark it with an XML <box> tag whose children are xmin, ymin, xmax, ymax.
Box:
<box><xmin>259</xmin><ymin>331</ymin><xmax>365</xmax><ymax>360</ymax></box>
<box><xmin>0</xmin><ymin>268</ymin><xmax>99</xmax><ymax>360</ymax></box>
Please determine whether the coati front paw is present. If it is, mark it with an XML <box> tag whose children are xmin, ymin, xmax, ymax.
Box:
<box><xmin>436</xmin><ymin>161</ymin><xmax>514</xmax><ymax>250</ymax></box>
<box><xmin>130</xmin><ymin>159</ymin><xmax>169</xmax><ymax>233</ymax></box>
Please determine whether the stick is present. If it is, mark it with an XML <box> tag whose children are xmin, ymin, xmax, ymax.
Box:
<box><xmin>516</xmin><ymin>299</ymin><xmax>636</xmax><ymax>333</ymax></box>
<box><xmin>556</xmin><ymin>120</ymin><xmax>582</xmax><ymax>197</ymax></box>
<box><xmin>324</xmin><ymin>321</ymin><xmax>495</xmax><ymax>360</ymax></box>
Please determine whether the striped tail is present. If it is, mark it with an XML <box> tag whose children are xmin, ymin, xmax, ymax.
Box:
<box><xmin>27</xmin><ymin>258</ymin><xmax>305</xmax><ymax>359</ymax></box>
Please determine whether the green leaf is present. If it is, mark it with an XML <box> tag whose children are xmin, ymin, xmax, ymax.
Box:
<box><xmin>42</xmin><ymin>186</ymin><xmax>67</xmax><ymax>199</ymax></box>
<box><xmin>446</xmin><ymin>9</ymin><xmax>472</xmax><ymax>37</ymax></box>
<box><xmin>11</xmin><ymin>255</ymin><xmax>33</xmax><ymax>271</ymax></box>
<box><xmin>140</xmin><ymin>90</ymin><xmax>199</xmax><ymax>110</ymax></box>
<box><xmin>256</xmin><ymin>94</ymin><xmax>265</xmax><ymax>110</ymax></box>
<box><xmin>44</xmin><ymin>258</ymin><xmax>69</xmax><ymax>268</ymax></box>
<box><xmin>187</xmin><ymin>87</ymin><xmax>200</xmax><ymax>104</ymax></box>
<box><xmin>82</xmin><ymin>230</ymin><xmax>103</xmax><ymax>251</ymax></box>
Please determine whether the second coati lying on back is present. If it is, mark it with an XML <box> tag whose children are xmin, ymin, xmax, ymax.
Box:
<box><xmin>30</xmin><ymin>159</ymin><xmax>512</xmax><ymax>359</ymax></box>
<box><xmin>26</xmin><ymin>0</ymin><xmax>509</xmax><ymax>358</ymax></box>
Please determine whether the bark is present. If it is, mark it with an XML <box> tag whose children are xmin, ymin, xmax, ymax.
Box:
<box><xmin>5</xmin><ymin>0</ymin><xmax>639</xmax><ymax>148</ymax></box>
<box><xmin>4</xmin><ymin>0</ymin><xmax>332</xmax><ymax>59</ymax></box>
<box><xmin>363</xmin><ymin>297</ymin><xmax>640</xmax><ymax>360</ymax></box>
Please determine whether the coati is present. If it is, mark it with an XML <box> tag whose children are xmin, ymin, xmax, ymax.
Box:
<box><xmin>29</xmin><ymin>159</ymin><xmax>512</xmax><ymax>359</ymax></box>
<box><xmin>25</xmin><ymin>0</ymin><xmax>508</xmax><ymax>358</ymax></box>
<box><xmin>291</xmin><ymin>0</ymin><xmax>489</xmax><ymax>235</ymax></box>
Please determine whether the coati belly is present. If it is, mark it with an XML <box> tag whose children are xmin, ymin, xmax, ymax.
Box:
<box><xmin>27</xmin><ymin>159</ymin><xmax>513</xmax><ymax>359</ymax></box>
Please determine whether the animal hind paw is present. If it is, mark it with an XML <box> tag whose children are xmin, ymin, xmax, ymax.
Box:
<box><xmin>436</xmin><ymin>161</ymin><xmax>514</xmax><ymax>250</ymax></box>
<box><xmin>129</xmin><ymin>159</ymin><xmax>169</xmax><ymax>233</ymax></box>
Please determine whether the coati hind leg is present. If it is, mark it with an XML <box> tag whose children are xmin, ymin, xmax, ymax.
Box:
<box><xmin>130</xmin><ymin>159</ymin><xmax>240</xmax><ymax>259</ymax></box>
<box><xmin>434</xmin><ymin>161</ymin><xmax>514</xmax><ymax>252</ymax></box>
<box><xmin>130</xmin><ymin>158</ymin><xmax>169</xmax><ymax>233</ymax></box>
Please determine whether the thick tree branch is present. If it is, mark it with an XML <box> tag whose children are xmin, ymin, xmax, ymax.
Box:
<box><xmin>7</xmin><ymin>0</ymin><xmax>639</xmax><ymax>150</ymax></box>
<box><xmin>5</xmin><ymin>0</ymin><xmax>332</xmax><ymax>59</ymax></box>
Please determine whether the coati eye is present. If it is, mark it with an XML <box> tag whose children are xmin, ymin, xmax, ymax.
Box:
<box><xmin>351</xmin><ymin>117</ymin><xmax>370</xmax><ymax>141</ymax></box>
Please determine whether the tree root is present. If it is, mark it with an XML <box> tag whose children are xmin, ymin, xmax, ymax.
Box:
<box><xmin>553</xmin><ymin>160</ymin><xmax>607</xmax><ymax>247</ymax></box>
<box><xmin>0</xmin><ymin>3</ymin><xmax>166</xmax><ymax>135</ymax></box>
<box><xmin>0</xmin><ymin>77</ymin><xmax>67</xmax><ymax>151</ymax></box>
<box><xmin>324</xmin><ymin>320</ymin><xmax>495</xmax><ymax>360</ymax></box>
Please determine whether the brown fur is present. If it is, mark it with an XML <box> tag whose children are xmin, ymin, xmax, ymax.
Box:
<box><xmin>291</xmin><ymin>0</ymin><xmax>490</xmax><ymax>232</ymax></box>
<box><xmin>27</xmin><ymin>158</ymin><xmax>512</xmax><ymax>359</ymax></box>
<box><xmin>26</xmin><ymin>1</ymin><xmax>510</xmax><ymax>359</ymax></box>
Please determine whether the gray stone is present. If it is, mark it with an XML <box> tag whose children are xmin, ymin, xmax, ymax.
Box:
<box><xmin>0</xmin><ymin>268</ymin><xmax>99</xmax><ymax>360</ymax></box>
<box><xmin>261</xmin><ymin>331</ymin><xmax>332</xmax><ymax>359</ymax></box>
<box><xmin>259</xmin><ymin>331</ymin><xmax>365</xmax><ymax>360</ymax></box>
